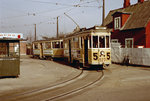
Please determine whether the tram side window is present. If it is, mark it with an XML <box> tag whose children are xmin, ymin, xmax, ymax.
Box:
<box><xmin>61</xmin><ymin>41</ymin><xmax>63</xmax><ymax>48</ymax></box>
<box><xmin>73</xmin><ymin>37</ymin><xmax>79</xmax><ymax>48</ymax></box>
<box><xmin>93</xmin><ymin>36</ymin><xmax>98</xmax><ymax>48</ymax></box>
<box><xmin>53</xmin><ymin>42</ymin><xmax>60</xmax><ymax>48</ymax></box>
<box><xmin>45</xmin><ymin>42</ymin><xmax>51</xmax><ymax>49</ymax></box>
<box><xmin>64</xmin><ymin>40</ymin><xmax>68</xmax><ymax>48</ymax></box>
<box><xmin>99</xmin><ymin>36</ymin><xmax>105</xmax><ymax>48</ymax></box>
<box><xmin>89</xmin><ymin>36</ymin><xmax>92</xmax><ymax>48</ymax></box>
<box><xmin>34</xmin><ymin>43</ymin><xmax>38</xmax><ymax>49</ymax></box>
<box><xmin>80</xmin><ymin>37</ymin><xmax>83</xmax><ymax>48</ymax></box>
<box><xmin>106</xmin><ymin>36</ymin><xmax>110</xmax><ymax>48</ymax></box>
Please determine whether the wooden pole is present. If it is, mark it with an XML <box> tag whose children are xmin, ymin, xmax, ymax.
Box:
<box><xmin>57</xmin><ymin>16</ymin><xmax>59</xmax><ymax>38</ymax></box>
<box><xmin>102</xmin><ymin>0</ymin><xmax>105</xmax><ymax>26</ymax></box>
<box><xmin>34</xmin><ymin>24</ymin><xmax>36</xmax><ymax>41</ymax></box>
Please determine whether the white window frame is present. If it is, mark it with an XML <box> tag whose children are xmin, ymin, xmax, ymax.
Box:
<box><xmin>125</xmin><ymin>38</ymin><xmax>134</xmax><ymax>48</ymax></box>
<box><xmin>114</xmin><ymin>17</ymin><xmax>121</xmax><ymax>30</ymax></box>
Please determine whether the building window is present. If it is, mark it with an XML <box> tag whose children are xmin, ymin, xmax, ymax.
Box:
<box><xmin>114</xmin><ymin>17</ymin><xmax>121</xmax><ymax>30</ymax></box>
<box><xmin>125</xmin><ymin>38</ymin><xmax>134</xmax><ymax>48</ymax></box>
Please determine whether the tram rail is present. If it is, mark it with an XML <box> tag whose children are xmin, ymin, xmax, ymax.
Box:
<box><xmin>0</xmin><ymin>69</ymin><xmax>104</xmax><ymax>101</ymax></box>
<box><xmin>0</xmin><ymin>69</ymin><xmax>83</xmax><ymax>101</ymax></box>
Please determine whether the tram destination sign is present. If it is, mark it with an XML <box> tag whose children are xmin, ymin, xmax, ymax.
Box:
<box><xmin>0</xmin><ymin>33</ymin><xmax>23</xmax><ymax>39</ymax></box>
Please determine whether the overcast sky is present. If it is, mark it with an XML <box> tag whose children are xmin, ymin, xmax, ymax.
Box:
<box><xmin>0</xmin><ymin>0</ymin><xmax>137</xmax><ymax>40</ymax></box>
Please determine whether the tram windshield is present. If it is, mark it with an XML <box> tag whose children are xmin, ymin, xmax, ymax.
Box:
<box><xmin>91</xmin><ymin>35</ymin><xmax>110</xmax><ymax>48</ymax></box>
<box><xmin>52</xmin><ymin>41</ymin><xmax>60</xmax><ymax>48</ymax></box>
<box><xmin>0</xmin><ymin>42</ymin><xmax>20</xmax><ymax>59</ymax></box>
<box><xmin>34</xmin><ymin>43</ymin><xmax>38</xmax><ymax>49</ymax></box>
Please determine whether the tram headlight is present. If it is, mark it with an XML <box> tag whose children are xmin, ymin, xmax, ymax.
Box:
<box><xmin>100</xmin><ymin>51</ymin><xmax>105</xmax><ymax>55</ymax></box>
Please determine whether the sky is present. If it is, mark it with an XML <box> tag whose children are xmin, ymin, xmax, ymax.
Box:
<box><xmin>0</xmin><ymin>0</ymin><xmax>137</xmax><ymax>41</ymax></box>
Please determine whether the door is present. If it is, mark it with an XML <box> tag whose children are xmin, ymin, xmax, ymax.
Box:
<box><xmin>69</xmin><ymin>40</ymin><xmax>72</xmax><ymax>63</ymax></box>
<box><xmin>84</xmin><ymin>37</ymin><xmax>88</xmax><ymax>65</ymax></box>
<box><xmin>40</xmin><ymin>43</ymin><xmax>43</xmax><ymax>59</ymax></box>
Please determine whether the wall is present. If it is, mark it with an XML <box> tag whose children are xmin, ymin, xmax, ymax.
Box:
<box><xmin>146</xmin><ymin>20</ymin><xmax>150</xmax><ymax>47</ymax></box>
<box><xmin>20</xmin><ymin>41</ymin><xmax>27</xmax><ymax>55</ymax></box>
<box><xmin>111</xmin><ymin>43</ymin><xmax>150</xmax><ymax>66</ymax></box>
<box><xmin>111</xmin><ymin>28</ymin><xmax>146</xmax><ymax>47</ymax></box>
<box><xmin>121</xmin><ymin>14</ymin><xmax>130</xmax><ymax>27</ymax></box>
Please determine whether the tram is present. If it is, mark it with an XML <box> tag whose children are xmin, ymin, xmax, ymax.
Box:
<box><xmin>0</xmin><ymin>33</ymin><xmax>23</xmax><ymax>77</ymax></box>
<box><xmin>32</xmin><ymin>26</ymin><xmax>111</xmax><ymax>68</ymax></box>
<box><xmin>32</xmin><ymin>39</ymin><xmax>63</xmax><ymax>60</ymax></box>
<box><xmin>63</xmin><ymin>26</ymin><xmax>111</xmax><ymax>68</ymax></box>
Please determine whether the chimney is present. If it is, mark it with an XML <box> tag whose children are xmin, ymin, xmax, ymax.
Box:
<box><xmin>124</xmin><ymin>0</ymin><xmax>130</xmax><ymax>8</ymax></box>
<box><xmin>138</xmin><ymin>0</ymin><xmax>144</xmax><ymax>3</ymax></box>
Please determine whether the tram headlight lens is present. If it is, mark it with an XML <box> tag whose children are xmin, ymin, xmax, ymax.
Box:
<box><xmin>101</xmin><ymin>51</ymin><xmax>105</xmax><ymax>55</ymax></box>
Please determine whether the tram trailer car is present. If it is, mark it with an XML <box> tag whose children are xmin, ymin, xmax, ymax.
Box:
<box><xmin>32</xmin><ymin>39</ymin><xmax>63</xmax><ymax>60</ymax></box>
<box><xmin>63</xmin><ymin>26</ymin><xmax>111</xmax><ymax>68</ymax></box>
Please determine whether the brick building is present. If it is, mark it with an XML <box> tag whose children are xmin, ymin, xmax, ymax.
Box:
<box><xmin>104</xmin><ymin>0</ymin><xmax>150</xmax><ymax>48</ymax></box>
<box><xmin>20</xmin><ymin>40</ymin><xmax>27</xmax><ymax>55</ymax></box>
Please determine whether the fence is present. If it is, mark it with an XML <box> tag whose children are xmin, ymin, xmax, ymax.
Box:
<box><xmin>111</xmin><ymin>43</ymin><xmax>150</xmax><ymax>66</ymax></box>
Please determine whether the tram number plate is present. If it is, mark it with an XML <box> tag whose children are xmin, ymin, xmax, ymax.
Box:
<box><xmin>93</xmin><ymin>52</ymin><xmax>110</xmax><ymax>60</ymax></box>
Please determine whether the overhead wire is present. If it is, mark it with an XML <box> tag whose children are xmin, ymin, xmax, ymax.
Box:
<box><xmin>30</xmin><ymin>0</ymin><xmax>99</xmax><ymax>7</ymax></box>
<box><xmin>1</xmin><ymin>0</ymin><xmax>101</xmax><ymax>31</ymax></box>
<box><xmin>1</xmin><ymin>0</ymin><xmax>99</xmax><ymax>20</ymax></box>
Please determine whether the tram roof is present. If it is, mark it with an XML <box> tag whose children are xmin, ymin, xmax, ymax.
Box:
<box><xmin>66</xmin><ymin>26</ymin><xmax>110</xmax><ymax>37</ymax></box>
<box><xmin>33</xmin><ymin>38</ymin><xmax>63</xmax><ymax>43</ymax></box>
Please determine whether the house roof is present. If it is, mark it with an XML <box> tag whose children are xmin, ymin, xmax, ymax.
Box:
<box><xmin>104</xmin><ymin>0</ymin><xmax>150</xmax><ymax>30</ymax></box>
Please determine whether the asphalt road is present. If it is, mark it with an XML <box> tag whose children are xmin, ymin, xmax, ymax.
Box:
<box><xmin>0</xmin><ymin>56</ymin><xmax>150</xmax><ymax>101</ymax></box>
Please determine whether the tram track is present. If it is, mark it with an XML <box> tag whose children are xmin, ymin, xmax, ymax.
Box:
<box><xmin>43</xmin><ymin>70</ymin><xmax>104</xmax><ymax>101</ymax></box>
<box><xmin>0</xmin><ymin>69</ymin><xmax>83</xmax><ymax>101</ymax></box>
<box><xmin>0</xmin><ymin>69</ymin><xmax>104</xmax><ymax>101</ymax></box>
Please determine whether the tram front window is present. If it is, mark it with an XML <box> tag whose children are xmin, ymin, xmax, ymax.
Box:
<box><xmin>99</xmin><ymin>36</ymin><xmax>105</xmax><ymax>48</ymax></box>
<box><xmin>106</xmin><ymin>36</ymin><xmax>110</xmax><ymax>48</ymax></box>
<box><xmin>0</xmin><ymin>42</ymin><xmax>19</xmax><ymax>58</ymax></box>
<box><xmin>53</xmin><ymin>42</ymin><xmax>60</xmax><ymax>48</ymax></box>
<box><xmin>93</xmin><ymin>36</ymin><xmax>98</xmax><ymax>48</ymax></box>
<box><xmin>34</xmin><ymin>43</ymin><xmax>38</xmax><ymax>49</ymax></box>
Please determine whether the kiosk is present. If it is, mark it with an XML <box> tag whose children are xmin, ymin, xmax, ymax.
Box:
<box><xmin>0</xmin><ymin>33</ymin><xmax>23</xmax><ymax>77</ymax></box>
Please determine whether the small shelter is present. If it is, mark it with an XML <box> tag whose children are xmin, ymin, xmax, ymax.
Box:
<box><xmin>0</xmin><ymin>33</ymin><xmax>23</xmax><ymax>77</ymax></box>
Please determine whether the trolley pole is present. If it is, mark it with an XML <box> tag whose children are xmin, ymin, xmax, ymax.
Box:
<box><xmin>57</xmin><ymin>16</ymin><xmax>59</xmax><ymax>38</ymax></box>
<box><xmin>34</xmin><ymin>24</ymin><xmax>37</xmax><ymax>41</ymax></box>
<box><xmin>102</xmin><ymin>0</ymin><xmax>105</xmax><ymax>26</ymax></box>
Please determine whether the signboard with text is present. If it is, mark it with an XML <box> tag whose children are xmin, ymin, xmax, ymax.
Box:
<box><xmin>0</xmin><ymin>33</ymin><xmax>23</xmax><ymax>39</ymax></box>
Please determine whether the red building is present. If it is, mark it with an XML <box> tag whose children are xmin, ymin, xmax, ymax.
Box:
<box><xmin>104</xmin><ymin>0</ymin><xmax>150</xmax><ymax>48</ymax></box>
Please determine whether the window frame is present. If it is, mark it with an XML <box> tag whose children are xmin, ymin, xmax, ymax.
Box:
<box><xmin>114</xmin><ymin>17</ymin><xmax>121</xmax><ymax>30</ymax></box>
<box><xmin>125</xmin><ymin>38</ymin><xmax>134</xmax><ymax>48</ymax></box>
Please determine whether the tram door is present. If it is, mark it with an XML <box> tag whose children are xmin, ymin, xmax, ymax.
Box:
<box><xmin>40</xmin><ymin>43</ymin><xmax>43</xmax><ymax>59</ymax></box>
<box><xmin>69</xmin><ymin>40</ymin><xmax>72</xmax><ymax>63</ymax></box>
<box><xmin>84</xmin><ymin>37</ymin><xmax>88</xmax><ymax>65</ymax></box>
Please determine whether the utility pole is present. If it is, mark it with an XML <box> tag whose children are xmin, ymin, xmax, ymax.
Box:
<box><xmin>102</xmin><ymin>0</ymin><xmax>105</xmax><ymax>26</ymax></box>
<box><xmin>57</xmin><ymin>16</ymin><xmax>59</xmax><ymax>38</ymax></box>
<box><xmin>34</xmin><ymin>24</ymin><xmax>36</xmax><ymax>41</ymax></box>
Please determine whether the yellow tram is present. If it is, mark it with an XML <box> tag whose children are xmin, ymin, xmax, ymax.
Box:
<box><xmin>63</xmin><ymin>26</ymin><xmax>111</xmax><ymax>68</ymax></box>
<box><xmin>32</xmin><ymin>39</ymin><xmax>63</xmax><ymax>60</ymax></box>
